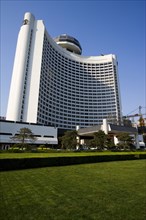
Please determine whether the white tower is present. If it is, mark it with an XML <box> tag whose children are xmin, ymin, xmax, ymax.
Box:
<box><xmin>6</xmin><ymin>12</ymin><xmax>45</xmax><ymax>122</ymax></box>
<box><xmin>6</xmin><ymin>13</ymin><xmax>35</xmax><ymax>121</ymax></box>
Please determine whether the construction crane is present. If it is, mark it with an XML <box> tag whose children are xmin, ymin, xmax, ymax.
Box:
<box><xmin>123</xmin><ymin>113</ymin><xmax>141</xmax><ymax>118</ymax></box>
<box><xmin>123</xmin><ymin>106</ymin><xmax>146</xmax><ymax>126</ymax></box>
<box><xmin>124</xmin><ymin>106</ymin><xmax>145</xmax><ymax>118</ymax></box>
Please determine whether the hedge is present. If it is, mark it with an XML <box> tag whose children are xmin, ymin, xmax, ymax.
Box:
<box><xmin>0</xmin><ymin>154</ymin><xmax>146</xmax><ymax>171</ymax></box>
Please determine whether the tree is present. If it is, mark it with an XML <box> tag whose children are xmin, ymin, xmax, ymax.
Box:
<box><xmin>11</xmin><ymin>127</ymin><xmax>36</xmax><ymax>149</ymax></box>
<box><xmin>139</xmin><ymin>116</ymin><xmax>145</xmax><ymax>127</ymax></box>
<box><xmin>138</xmin><ymin>116</ymin><xmax>146</xmax><ymax>135</ymax></box>
<box><xmin>143</xmin><ymin>135</ymin><xmax>146</xmax><ymax>145</ymax></box>
<box><xmin>116</xmin><ymin>133</ymin><xmax>134</xmax><ymax>149</ymax></box>
<box><xmin>61</xmin><ymin>130</ymin><xmax>77</xmax><ymax>149</ymax></box>
<box><xmin>106</xmin><ymin>134</ymin><xmax>115</xmax><ymax>150</ymax></box>
<box><xmin>123</xmin><ymin>118</ymin><xmax>132</xmax><ymax>127</ymax></box>
<box><xmin>91</xmin><ymin>130</ymin><xmax>107</xmax><ymax>150</ymax></box>
<box><xmin>84</xmin><ymin>139</ymin><xmax>95</xmax><ymax>149</ymax></box>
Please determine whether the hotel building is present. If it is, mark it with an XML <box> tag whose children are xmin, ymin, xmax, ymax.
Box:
<box><xmin>6</xmin><ymin>12</ymin><xmax>122</xmax><ymax>130</ymax></box>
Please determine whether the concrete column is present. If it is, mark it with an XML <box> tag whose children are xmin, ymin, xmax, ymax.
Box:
<box><xmin>76</xmin><ymin>125</ymin><xmax>80</xmax><ymax>149</ymax></box>
<box><xmin>135</xmin><ymin>134</ymin><xmax>140</xmax><ymax>149</ymax></box>
<box><xmin>102</xmin><ymin>119</ymin><xmax>108</xmax><ymax>134</ymax></box>
<box><xmin>80</xmin><ymin>139</ymin><xmax>84</xmax><ymax>145</ymax></box>
<box><xmin>76</xmin><ymin>136</ymin><xmax>80</xmax><ymax>150</ymax></box>
<box><xmin>114</xmin><ymin>135</ymin><xmax>119</xmax><ymax>145</ymax></box>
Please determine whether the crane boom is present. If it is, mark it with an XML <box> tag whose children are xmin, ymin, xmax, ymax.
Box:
<box><xmin>123</xmin><ymin>114</ymin><xmax>140</xmax><ymax>118</ymax></box>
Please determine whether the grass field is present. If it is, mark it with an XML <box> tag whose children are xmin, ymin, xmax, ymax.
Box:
<box><xmin>0</xmin><ymin>160</ymin><xmax>146</xmax><ymax>220</ymax></box>
<box><xmin>0</xmin><ymin>151</ymin><xmax>146</xmax><ymax>159</ymax></box>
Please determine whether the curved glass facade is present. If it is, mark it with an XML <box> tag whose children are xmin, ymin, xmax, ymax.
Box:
<box><xmin>37</xmin><ymin>33</ymin><xmax>122</xmax><ymax>129</ymax></box>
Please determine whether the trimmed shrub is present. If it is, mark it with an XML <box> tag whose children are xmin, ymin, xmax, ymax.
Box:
<box><xmin>8</xmin><ymin>146</ymin><xmax>24</xmax><ymax>153</ymax></box>
<box><xmin>0</xmin><ymin>153</ymin><xmax>146</xmax><ymax>171</ymax></box>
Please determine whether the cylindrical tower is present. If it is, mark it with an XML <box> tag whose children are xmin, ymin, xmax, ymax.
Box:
<box><xmin>6</xmin><ymin>12</ymin><xmax>35</xmax><ymax>121</ymax></box>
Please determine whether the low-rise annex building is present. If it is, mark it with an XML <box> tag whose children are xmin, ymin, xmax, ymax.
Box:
<box><xmin>0</xmin><ymin>120</ymin><xmax>58</xmax><ymax>149</ymax></box>
<box><xmin>77</xmin><ymin>119</ymin><xmax>140</xmax><ymax>149</ymax></box>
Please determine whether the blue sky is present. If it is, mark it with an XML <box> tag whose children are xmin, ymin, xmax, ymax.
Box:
<box><xmin>0</xmin><ymin>0</ymin><xmax>146</xmax><ymax>118</ymax></box>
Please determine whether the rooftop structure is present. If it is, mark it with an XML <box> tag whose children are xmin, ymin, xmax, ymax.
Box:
<box><xmin>54</xmin><ymin>34</ymin><xmax>82</xmax><ymax>55</ymax></box>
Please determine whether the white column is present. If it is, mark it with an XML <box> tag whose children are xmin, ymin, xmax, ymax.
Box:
<box><xmin>6</xmin><ymin>13</ymin><xmax>35</xmax><ymax>121</ymax></box>
<box><xmin>76</xmin><ymin>125</ymin><xmax>80</xmax><ymax>149</ymax></box>
<box><xmin>80</xmin><ymin>139</ymin><xmax>84</xmax><ymax>145</ymax></box>
<box><xmin>102</xmin><ymin>119</ymin><xmax>108</xmax><ymax>134</ymax></box>
<box><xmin>135</xmin><ymin>134</ymin><xmax>140</xmax><ymax>149</ymax></box>
<box><xmin>114</xmin><ymin>135</ymin><xmax>119</xmax><ymax>145</ymax></box>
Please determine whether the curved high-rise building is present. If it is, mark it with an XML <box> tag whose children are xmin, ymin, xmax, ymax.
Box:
<box><xmin>6</xmin><ymin>12</ymin><xmax>122</xmax><ymax>129</ymax></box>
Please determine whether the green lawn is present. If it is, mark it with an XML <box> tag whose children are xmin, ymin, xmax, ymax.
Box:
<box><xmin>0</xmin><ymin>160</ymin><xmax>146</xmax><ymax>220</ymax></box>
<box><xmin>0</xmin><ymin>151</ymin><xmax>146</xmax><ymax>158</ymax></box>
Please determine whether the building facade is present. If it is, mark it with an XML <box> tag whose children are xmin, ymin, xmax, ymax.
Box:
<box><xmin>77</xmin><ymin>119</ymin><xmax>140</xmax><ymax>149</ymax></box>
<box><xmin>6</xmin><ymin>12</ymin><xmax>122</xmax><ymax>130</ymax></box>
<box><xmin>0</xmin><ymin>120</ymin><xmax>58</xmax><ymax>149</ymax></box>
